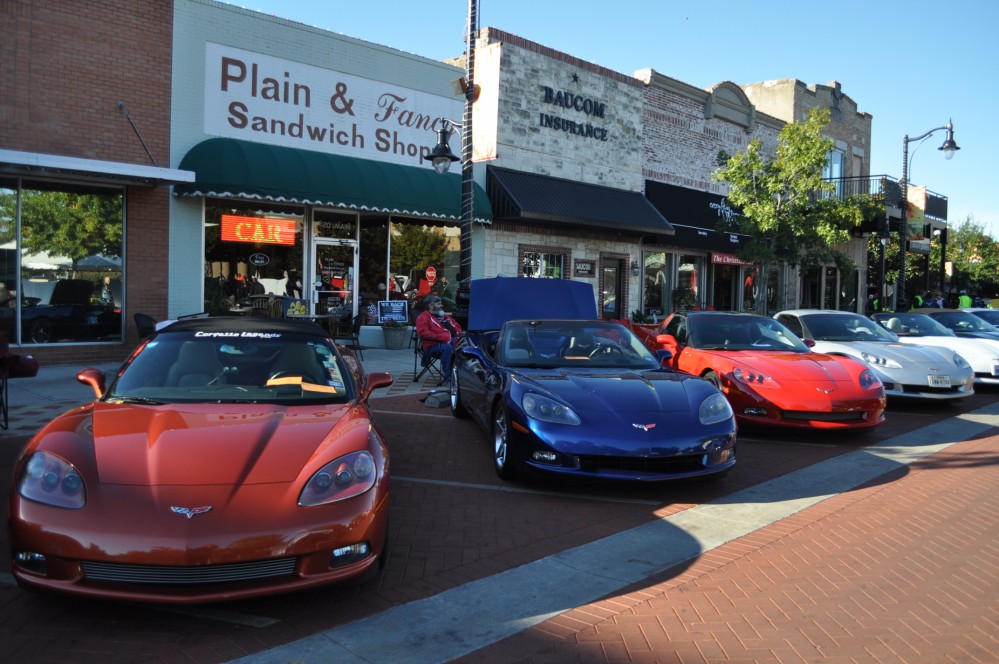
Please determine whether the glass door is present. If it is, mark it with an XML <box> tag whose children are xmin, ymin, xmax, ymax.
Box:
<box><xmin>601</xmin><ymin>261</ymin><xmax>622</xmax><ymax>320</ymax></box>
<box><xmin>313</xmin><ymin>238</ymin><xmax>358</xmax><ymax>325</ymax></box>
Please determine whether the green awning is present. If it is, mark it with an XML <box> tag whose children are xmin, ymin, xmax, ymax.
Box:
<box><xmin>175</xmin><ymin>138</ymin><xmax>491</xmax><ymax>223</ymax></box>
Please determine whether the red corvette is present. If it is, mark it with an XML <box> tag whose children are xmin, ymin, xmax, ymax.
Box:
<box><xmin>8</xmin><ymin>316</ymin><xmax>393</xmax><ymax>603</ymax></box>
<box><xmin>634</xmin><ymin>312</ymin><xmax>886</xmax><ymax>430</ymax></box>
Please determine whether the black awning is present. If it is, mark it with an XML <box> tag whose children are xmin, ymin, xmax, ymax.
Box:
<box><xmin>645</xmin><ymin>180</ymin><xmax>750</xmax><ymax>251</ymax></box>
<box><xmin>488</xmin><ymin>166</ymin><xmax>674</xmax><ymax>237</ymax></box>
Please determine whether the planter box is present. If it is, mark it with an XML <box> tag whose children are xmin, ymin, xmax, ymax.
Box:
<box><xmin>382</xmin><ymin>326</ymin><xmax>411</xmax><ymax>349</ymax></box>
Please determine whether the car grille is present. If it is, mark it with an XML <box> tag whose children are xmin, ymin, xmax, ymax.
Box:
<box><xmin>780</xmin><ymin>410</ymin><xmax>864</xmax><ymax>422</ymax></box>
<box><xmin>575</xmin><ymin>454</ymin><xmax>707</xmax><ymax>474</ymax></box>
<box><xmin>81</xmin><ymin>557</ymin><xmax>297</xmax><ymax>585</ymax></box>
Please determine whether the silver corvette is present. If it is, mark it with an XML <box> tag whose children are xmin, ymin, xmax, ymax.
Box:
<box><xmin>775</xmin><ymin>310</ymin><xmax>975</xmax><ymax>401</ymax></box>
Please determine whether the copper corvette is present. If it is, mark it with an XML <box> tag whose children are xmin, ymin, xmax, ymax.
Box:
<box><xmin>8</xmin><ymin>317</ymin><xmax>393</xmax><ymax>603</ymax></box>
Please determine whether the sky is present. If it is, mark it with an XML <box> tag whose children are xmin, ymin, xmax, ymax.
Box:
<box><xmin>224</xmin><ymin>0</ymin><xmax>998</xmax><ymax>237</ymax></box>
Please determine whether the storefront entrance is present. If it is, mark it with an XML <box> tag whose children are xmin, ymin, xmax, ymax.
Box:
<box><xmin>313</xmin><ymin>239</ymin><xmax>357</xmax><ymax>323</ymax></box>
<box><xmin>600</xmin><ymin>259</ymin><xmax>623</xmax><ymax>320</ymax></box>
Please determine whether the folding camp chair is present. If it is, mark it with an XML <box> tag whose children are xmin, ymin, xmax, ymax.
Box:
<box><xmin>413</xmin><ymin>334</ymin><xmax>445</xmax><ymax>385</ymax></box>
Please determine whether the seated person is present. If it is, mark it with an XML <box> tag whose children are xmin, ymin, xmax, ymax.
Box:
<box><xmin>415</xmin><ymin>295</ymin><xmax>463</xmax><ymax>383</ymax></box>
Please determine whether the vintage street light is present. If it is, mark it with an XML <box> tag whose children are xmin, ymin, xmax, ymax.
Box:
<box><xmin>897</xmin><ymin>119</ymin><xmax>959</xmax><ymax>310</ymax></box>
<box><xmin>423</xmin><ymin>0</ymin><xmax>478</xmax><ymax>326</ymax></box>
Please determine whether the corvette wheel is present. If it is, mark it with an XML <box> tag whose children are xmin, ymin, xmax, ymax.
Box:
<box><xmin>703</xmin><ymin>370</ymin><xmax>721</xmax><ymax>389</ymax></box>
<box><xmin>29</xmin><ymin>318</ymin><xmax>53</xmax><ymax>344</ymax></box>
<box><xmin>449</xmin><ymin>365</ymin><xmax>468</xmax><ymax>418</ymax></box>
<box><xmin>492</xmin><ymin>403</ymin><xmax>518</xmax><ymax>481</ymax></box>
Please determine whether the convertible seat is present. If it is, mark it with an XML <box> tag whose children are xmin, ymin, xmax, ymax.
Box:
<box><xmin>270</xmin><ymin>344</ymin><xmax>327</xmax><ymax>384</ymax></box>
<box><xmin>167</xmin><ymin>342</ymin><xmax>225</xmax><ymax>387</ymax></box>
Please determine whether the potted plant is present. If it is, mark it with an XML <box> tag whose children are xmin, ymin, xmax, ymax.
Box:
<box><xmin>381</xmin><ymin>320</ymin><xmax>410</xmax><ymax>349</ymax></box>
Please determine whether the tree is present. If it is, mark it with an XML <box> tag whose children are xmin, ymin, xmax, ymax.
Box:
<box><xmin>712</xmin><ymin>107</ymin><xmax>870</xmax><ymax>314</ymax></box>
<box><xmin>390</xmin><ymin>224</ymin><xmax>449</xmax><ymax>277</ymax></box>
<box><xmin>16</xmin><ymin>189</ymin><xmax>123</xmax><ymax>266</ymax></box>
<box><xmin>942</xmin><ymin>215</ymin><xmax>999</xmax><ymax>297</ymax></box>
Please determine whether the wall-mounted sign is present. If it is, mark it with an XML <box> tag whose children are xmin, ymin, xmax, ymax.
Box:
<box><xmin>221</xmin><ymin>214</ymin><xmax>297</xmax><ymax>246</ymax></box>
<box><xmin>538</xmin><ymin>85</ymin><xmax>610</xmax><ymax>142</ymax></box>
<box><xmin>574</xmin><ymin>259</ymin><xmax>596</xmax><ymax>278</ymax></box>
<box><xmin>249</xmin><ymin>253</ymin><xmax>270</xmax><ymax>266</ymax></box>
<box><xmin>711</xmin><ymin>253</ymin><xmax>753</xmax><ymax>267</ymax></box>
<box><xmin>205</xmin><ymin>43</ymin><xmax>462</xmax><ymax>168</ymax></box>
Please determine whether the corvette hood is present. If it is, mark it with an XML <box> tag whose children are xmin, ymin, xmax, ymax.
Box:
<box><xmin>810</xmin><ymin>340</ymin><xmax>955</xmax><ymax>368</ymax></box>
<box><xmin>89</xmin><ymin>402</ymin><xmax>358</xmax><ymax>486</ymax></box>
<box><xmin>702</xmin><ymin>350</ymin><xmax>856</xmax><ymax>382</ymax></box>
<box><xmin>516</xmin><ymin>369</ymin><xmax>701</xmax><ymax>415</ymax></box>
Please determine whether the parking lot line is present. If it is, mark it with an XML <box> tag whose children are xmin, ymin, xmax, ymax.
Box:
<box><xmin>393</xmin><ymin>475</ymin><xmax>663</xmax><ymax>506</ymax></box>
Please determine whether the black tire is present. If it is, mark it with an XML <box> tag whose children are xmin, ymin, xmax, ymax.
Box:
<box><xmin>29</xmin><ymin>318</ymin><xmax>53</xmax><ymax>344</ymax></box>
<box><xmin>449</xmin><ymin>365</ymin><xmax>469</xmax><ymax>418</ymax></box>
<box><xmin>492</xmin><ymin>402</ymin><xmax>518</xmax><ymax>481</ymax></box>
<box><xmin>703</xmin><ymin>370</ymin><xmax>721</xmax><ymax>389</ymax></box>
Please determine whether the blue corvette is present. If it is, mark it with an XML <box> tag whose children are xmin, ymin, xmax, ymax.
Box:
<box><xmin>448</xmin><ymin>278</ymin><xmax>736</xmax><ymax>482</ymax></box>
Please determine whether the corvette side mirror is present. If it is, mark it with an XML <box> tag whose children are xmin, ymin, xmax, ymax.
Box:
<box><xmin>77</xmin><ymin>368</ymin><xmax>107</xmax><ymax>399</ymax></box>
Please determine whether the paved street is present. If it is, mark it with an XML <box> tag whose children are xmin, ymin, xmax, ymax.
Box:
<box><xmin>0</xmin><ymin>348</ymin><xmax>996</xmax><ymax>663</ymax></box>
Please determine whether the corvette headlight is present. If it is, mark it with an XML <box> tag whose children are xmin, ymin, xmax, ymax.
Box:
<box><xmin>522</xmin><ymin>393</ymin><xmax>580</xmax><ymax>425</ymax></box>
<box><xmin>859</xmin><ymin>369</ymin><xmax>882</xmax><ymax>390</ymax></box>
<box><xmin>300</xmin><ymin>450</ymin><xmax>377</xmax><ymax>506</ymax></box>
<box><xmin>952</xmin><ymin>353</ymin><xmax>970</xmax><ymax>369</ymax></box>
<box><xmin>860</xmin><ymin>352</ymin><xmax>902</xmax><ymax>369</ymax></box>
<box><xmin>699</xmin><ymin>393</ymin><xmax>733</xmax><ymax>425</ymax></box>
<box><xmin>17</xmin><ymin>451</ymin><xmax>86</xmax><ymax>509</ymax></box>
<box><xmin>731</xmin><ymin>367</ymin><xmax>779</xmax><ymax>389</ymax></box>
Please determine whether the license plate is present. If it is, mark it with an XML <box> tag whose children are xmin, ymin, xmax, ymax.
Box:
<box><xmin>928</xmin><ymin>375</ymin><xmax>951</xmax><ymax>388</ymax></box>
<box><xmin>994</xmin><ymin>365</ymin><xmax>999</xmax><ymax>376</ymax></box>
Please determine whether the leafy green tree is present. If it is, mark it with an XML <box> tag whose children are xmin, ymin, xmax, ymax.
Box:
<box><xmin>17</xmin><ymin>189</ymin><xmax>123</xmax><ymax>265</ymax></box>
<box><xmin>942</xmin><ymin>215</ymin><xmax>999</xmax><ymax>297</ymax></box>
<box><xmin>713</xmin><ymin>107</ymin><xmax>870</xmax><ymax>314</ymax></box>
<box><xmin>390</xmin><ymin>223</ymin><xmax>449</xmax><ymax>279</ymax></box>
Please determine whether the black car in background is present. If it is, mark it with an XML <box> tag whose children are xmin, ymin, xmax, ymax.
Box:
<box><xmin>0</xmin><ymin>279</ymin><xmax>121</xmax><ymax>344</ymax></box>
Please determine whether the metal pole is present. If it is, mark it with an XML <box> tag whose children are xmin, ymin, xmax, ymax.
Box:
<box><xmin>454</xmin><ymin>0</ymin><xmax>477</xmax><ymax>327</ymax></box>
<box><xmin>939</xmin><ymin>228</ymin><xmax>947</xmax><ymax>295</ymax></box>
<box><xmin>897</xmin><ymin>136</ymin><xmax>909</xmax><ymax>311</ymax></box>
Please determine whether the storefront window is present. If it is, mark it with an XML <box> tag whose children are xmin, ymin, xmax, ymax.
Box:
<box><xmin>674</xmin><ymin>254</ymin><xmax>702</xmax><ymax>311</ymax></box>
<box><xmin>0</xmin><ymin>179</ymin><xmax>123</xmax><ymax>344</ymax></box>
<box><xmin>521</xmin><ymin>250</ymin><xmax>566</xmax><ymax>279</ymax></box>
<box><xmin>642</xmin><ymin>251</ymin><xmax>668</xmax><ymax>316</ymax></box>
<box><xmin>204</xmin><ymin>200</ymin><xmax>303</xmax><ymax>314</ymax></box>
<box><xmin>388</xmin><ymin>220</ymin><xmax>458</xmax><ymax>314</ymax></box>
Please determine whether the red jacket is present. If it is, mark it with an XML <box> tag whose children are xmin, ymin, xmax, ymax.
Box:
<box><xmin>416</xmin><ymin>310</ymin><xmax>462</xmax><ymax>351</ymax></box>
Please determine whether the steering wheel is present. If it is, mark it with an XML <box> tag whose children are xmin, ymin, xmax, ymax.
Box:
<box><xmin>588</xmin><ymin>344</ymin><xmax>625</xmax><ymax>358</ymax></box>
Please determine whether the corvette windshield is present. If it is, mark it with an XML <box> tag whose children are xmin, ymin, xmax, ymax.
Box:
<box><xmin>106</xmin><ymin>332</ymin><xmax>354</xmax><ymax>404</ymax></box>
<box><xmin>499</xmin><ymin>321</ymin><xmax>660</xmax><ymax>369</ymax></box>
<box><xmin>803</xmin><ymin>314</ymin><xmax>897</xmax><ymax>342</ymax></box>
<box><xmin>875</xmin><ymin>313</ymin><xmax>955</xmax><ymax>337</ymax></box>
<box><xmin>688</xmin><ymin>315</ymin><xmax>810</xmax><ymax>352</ymax></box>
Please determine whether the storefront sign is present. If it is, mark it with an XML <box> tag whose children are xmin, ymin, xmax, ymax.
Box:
<box><xmin>538</xmin><ymin>85</ymin><xmax>610</xmax><ymax>141</ymax></box>
<box><xmin>205</xmin><ymin>43</ymin><xmax>462</xmax><ymax>167</ymax></box>
<box><xmin>574</xmin><ymin>259</ymin><xmax>596</xmax><ymax>277</ymax></box>
<box><xmin>221</xmin><ymin>214</ymin><xmax>296</xmax><ymax>246</ymax></box>
<box><xmin>248</xmin><ymin>253</ymin><xmax>270</xmax><ymax>266</ymax></box>
<box><xmin>711</xmin><ymin>252</ymin><xmax>753</xmax><ymax>267</ymax></box>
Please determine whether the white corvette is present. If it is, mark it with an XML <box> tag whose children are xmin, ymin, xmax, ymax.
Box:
<box><xmin>871</xmin><ymin>311</ymin><xmax>999</xmax><ymax>386</ymax></box>
<box><xmin>775</xmin><ymin>310</ymin><xmax>975</xmax><ymax>399</ymax></box>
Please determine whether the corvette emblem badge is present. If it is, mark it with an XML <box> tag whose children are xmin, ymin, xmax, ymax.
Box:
<box><xmin>171</xmin><ymin>506</ymin><xmax>212</xmax><ymax>519</ymax></box>
<box><xmin>632</xmin><ymin>423</ymin><xmax>656</xmax><ymax>431</ymax></box>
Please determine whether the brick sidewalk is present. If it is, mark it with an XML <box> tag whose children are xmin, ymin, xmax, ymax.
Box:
<box><xmin>459</xmin><ymin>433</ymin><xmax>999</xmax><ymax>663</ymax></box>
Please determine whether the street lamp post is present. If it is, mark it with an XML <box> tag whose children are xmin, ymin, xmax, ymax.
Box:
<box><xmin>423</xmin><ymin>0</ymin><xmax>478</xmax><ymax>326</ymax></box>
<box><xmin>897</xmin><ymin>119</ymin><xmax>959</xmax><ymax>310</ymax></box>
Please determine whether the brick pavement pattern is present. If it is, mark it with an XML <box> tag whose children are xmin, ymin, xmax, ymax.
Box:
<box><xmin>460</xmin><ymin>433</ymin><xmax>999</xmax><ymax>663</ymax></box>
